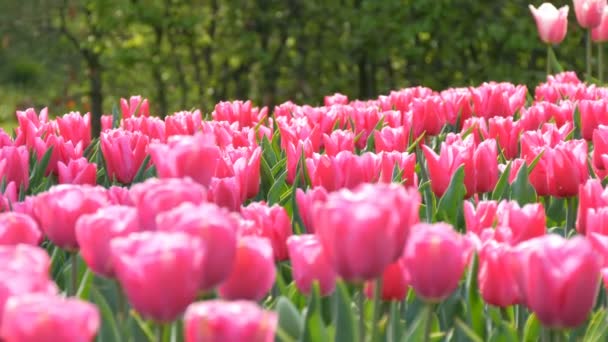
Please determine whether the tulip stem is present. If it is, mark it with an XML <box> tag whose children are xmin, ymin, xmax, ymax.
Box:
<box><xmin>423</xmin><ymin>304</ymin><xmax>434</xmax><ymax>342</ymax></box>
<box><xmin>588</xmin><ymin>29</ymin><xmax>593</xmax><ymax>80</ymax></box>
<box><xmin>600</xmin><ymin>43</ymin><xmax>604</xmax><ymax>84</ymax></box>
<box><xmin>71</xmin><ymin>253</ymin><xmax>78</xmax><ymax>296</ymax></box>
<box><xmin>565</xmin><ymin>197</ymin><xmax>576</xmax><ymax>237</ymax></box>
<box><xmin>546</xmin><ymin>45</ymin><xmax>551</xmax><ymax>76</ymax></box>
<box><xmin>369</xmin><ymin>277</ymin><xmax>383</xmax><ymax>342</ymax></box>
<box><xmin>358</xmin><ymin>290</ymin><xmax>366</xmax><ymax>342</ymax></box>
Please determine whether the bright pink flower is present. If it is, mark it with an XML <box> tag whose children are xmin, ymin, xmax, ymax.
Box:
<box><xmin>1</xmin><ymin>294</ymin><xmax>99</xmax><ymax>342</ymax></box>
<box><xmin>34</xmin><ymin>134</ymin><xmax>84</xmax><ymax>176</ymax></box>
<box><xmin>403</xmin><ymin>223</ymin><xmax>472</xmax><ymax>302</ymax></box>
<box><xmin>106</xmin><ymin>186</ymin><xmax>134</xmax><ymax>206</ymax></box>
<box><xmin>295</xmin><ymin>187</ymin><xmax>329</xmax><ymax>233</ymax></box>
<box><xmin>120</xmin><ymin>95</ymin><xmax>150</xmax><ymax>118</ymax></box>
<box><xmin>529</xmin><ymin>3</ymin><xmax>570</xmax><ymax>44</ymax></box>
<box><xmin>56</xmin><ymin>111</ymin><xmax>91</xmax><ymax>148</ymax></box>
<box><xmin>410</xmin><ymin>96</ymin><xmax>451</xmax><ymax>137</ymax></box>
<box><xmin>129</xmin><ymin>177</ymin><xmax>207</xmax><ymax>230</ymax></box>
<box><xmin>478</xmin><ymin>240</ymin><xmax>521</xmax><ymax>307</ymax></box>
<box><xmin>470</xmin><ymin>82</ymin><xmax>527</xmax><ymax>119</ymax></box>
<box><xmin>57</xmin><ymin>158</ymin><xmax>97</xmax><ymax>185</ymax></box>
<box><xmin>474</xmin><ymin>139</ymin><xmax>499</xmax><ymax>193</ymax></box>
<box><xmin>156</xmin><ymin>202</ymin><xmax>238</xmax><ymax>291</ymax></box>
<box><xmin>579</xmin><ymin>99</ymin><xmax>608</xmax><ymax>140</ymax></box>
<box><xmin>149</xmin><ymin>133</ymin><xmax>221</xmax><ymax>187</ymax></box>
<box><xmin>0</xmin><ymin>146</ymin><xmax>29</xmax><ymax>191</ymax></box>
<box><xmin>208</xmin><ymin>177</ymin><xmax>242</xmax><ymax>212</ymax></box>
<box><xmin>513</xmin><ymin>235</ymin><xmax>601</xmax><ymax>328</ymax></box>
<box><xmin>100</xmin><ymin>129</ymin><xmax>149</xmax><ymax>184</ymax></box>
<box><xmin>32</xmin><ymin>185</ymin><xmax>109</xmax><ymax>250</ymax></box>
<box><xmin>232</xmin><ymin>147</ymin><xmax>262</xmax><ymax>200</ymax></box>
<box><xmin>165</xmin><ymin>110</ymin><xmax>203</xmax><ymax>136</ymax></box>
<box><xmin>111</xmin><ymin>231</ymin><xmax>206</xmax><ymax>322</ymax></box>
<box><xmin>306</xmin><ymin>151</ymin><xmax>380</xmax><ymax>192</ymax></box>
<box><xmin>374</xmin><ymin>126</ymin><xmax>409</xmax><ymax>153</ymax></box>
<box><xmin>574</xmin><ymin>0</ymin><xmax>607</xmax><ymax>28</ymax></box>
<box><xmin>364</xmin><ymin>260</ymin><xmax>409</xmax><ymax>301</ymax></box>
<box><xmin>378</xmin><ymin>151</ymin><xmax>418</xmax><ymax>186</ymax></box>
<box><xmin>184</xmin><ymin>300</ymin><xmax>277</xmax><ymax>342</ymax></box>
<box><xmin>464</xmin><ymin>200</ymin><xmax>498</xmax><ymax>235</ymax></box>
<box><xmin>0</xmin><ymin>212</ymin><xmax>41</xmax><ymax>246</ymax></box>
<box><xmin>422</xmin><ymin>143</ymin><xmax>465</xmax><ymax>197</ymax></box>
<box><xmin>577</xmin><ymin>179</ymin><xmax>608</xmax><ymax>234</ymax></box>
<box><xmin>240</xmin><ymin>202</ymin><xmax>292</xmax><ymax>261</ymax></box>
<box><xmin>287</xmin><ymin>235</ymin><xmax>336</xmax><ymax>296</ymax></box>
<box><xmin>14</xmin><ymin>108</ymin><xmax>50</xmax><ymax>148</ymax></box>
<box><xmin>75</xmin><ymin>205</ymin><xmax>140</xmax><ymax>277</ymax></box>
<box><xmin>324</xmin><ymin>93</ymin><xmax>349</xmax><ymax>106</ymax></box>
<box><xmin>593</xmin><ymin>125</ymin><xmax>608</xmax><ymax>171</ymax></box>
<box><xmin>122</xmin><ymin>116</ymin><xmax>166</xmax><ymax>142</ymax></box>
<box><xmin>487</xmin><ymin>116</ymin><xmax>522</xmax><ymax>160</ymax></box>
<box><xmin>101</xmin><ymin>114</ymin><xmax>113</xmax><ymax>132</ymax></box>
<box><xmin>585</xmin><ymin>207</ymin><xmax>608</xmax><ymax>235</ymax></box>
<box><xmin>593</xmin><ymin>6</ymin><xmax>608</xmax><ymax>41</ymax></box>
<box><xmin>495</xmin><ymin>201</ymin><xmax>546</xmax><ymax>245</ymax></box>
<box><xmin>441</xmin><ymin>87</ymin><xmax>473</xmax><ymax>128</ymax></box>
<box><xmin>218</xmin><ymin>236</ymin><xmax>276</xmax><ymax>301</ymax></box>
<box><xmin>323</xmin><ymin>130</ymin><xmax>355</xmax><ymax>156</ymax></box>
<box><xmin>313</xmin><ymin>183</ymin><xmax>420</xmax><ymax>281</ymax></box>
<box><xmin>212</xmin><ymin>100</ymin><xmax>267</xmax><ymax>128</ymax></box>
<box><xmin>546</xmin><ymin>140</ymin><xmax>589</xmax><ymax>197</ymax></box>
<box><xmin>285</xmin><ymin>139</ymin><xmax>315</xmax><ymax>184</ymax></box>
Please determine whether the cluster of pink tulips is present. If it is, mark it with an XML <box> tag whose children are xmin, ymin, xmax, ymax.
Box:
<box><xmin>3</xmin><ymin>68</ymin><xmax>608</xmax><ymax>341</ymax></box>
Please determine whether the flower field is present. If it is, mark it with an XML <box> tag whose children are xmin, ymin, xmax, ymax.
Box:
<box><xmin>0</xmin><ymin>70</ymin><xmax>607</xmax><ymax>341</ymax></box>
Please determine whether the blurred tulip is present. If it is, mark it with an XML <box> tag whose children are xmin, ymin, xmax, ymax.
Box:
<box><xmin>1</xmin><ymin>294</ymin><xmax>99</xmax><ymax>342</ymax></box>
<box><xmin>528</xmin><ymin>3</ymin><xmax>569</xmax><ymax>44</ymax></box>
<box><xmin>464</xmin><ymin>200</ymin><xmax>498</xmax><ymax>236</ymax></box>
<box><xmin>579</xmin><ymin>99</ymin><xmax>608</xmax><ymax>140</ymax></box>
<box><xmin>323</xmin><ymin>130</ymin><xmax>355</xmax><ymax>156</ymax></box>
<box><xmin>324</xmin><ymin>93</ymin><xmax>349</xmax><ymax>106</ymax></box>
<box><xmin>100</xmin><ymin>129</ymin><xmax>149</xmax><ymax>184</ymax></box>
<box><xmin>513</xmin><ymin>235</ymin><xmax>601</xmax><ymax>328</ymax></box>
<box><xmin>573</xmin><ymin>0</ymin><xmax>607</xmax><ymax>28</ymax></box>
<box><xmin>592</xmin><ymin>6</ymin><xmax>608</xmax><ymax>41</ymax></box>
<box><xmin>374</xmin><ymin>126</ymin><xmax>409</xmax><ymax>153</ymax></box>
<box><xmin>478</xmin><ymin>240</ymin><xmax>521</xmax><ymax>307</ymax></box>
<box><xmin>57</xmin><ymin>158</ymin><xmax>97</xmax><ymax>185</ymax></box>
<box><xmin>487</xmin><ymin>116</ymin><xmax>522</xmax><ymax>160</ymax></box>
<box><xmin>287</xmin><ymin>235</ymin><xmax>336</xmax><ymax>296</ymax></box>
<box><xmin>577</xmin><ymin>179</ymin><xmax>608</xmax><ymax>234</ymax></box>
<box><xmin>156</xmin><ymin>202</ymin><xmax>238</xmax><ymax>291</ymax></box>
<box><xmin>33</xmin><ymin>185</ymin><xmax>109</xmax><ymax>250</ymax></box>
<box><xmin>34</xmin><ymin>134</ymin><xmax>84</xmax><ymax>176</ymax></box>
<box><xmin>240</xmin><ymin>202</ymin><xmax>292</xmax><ymax>261</ymax></box>
<box><xmin>56</xmin><ymin>111</ymin><xmax>92</xmax><ymax>148</ymax></box>
<box><xmin>364</xmin><ymin>260</ymin><xmax>409</xmax><ymax>301</ymax></box>
<box><xmin>75</xmin><ymin>205</ymin><xmax>140</xmax><ymax>277</ymax></box>
<box><xmin>313</xmin><ymin>183</ymin><xmax>420</xmax><ymax>281</ymax></box>
<box><xmin>470</xmin><ymin>82</ymin><xmax>527</xmax><ymax>119</ymax></box>
<box><xmin>213</xmin><ymin>100</ymin><xmax>267</xmax><ymax>128</ymax></box>
<box><xmin>218</xmin><ymin>236</ymin><xmax>276</xmax><ymax>301</ymax></box>
<box><xmin>295</xmin><ymin>187</ymin><xmax>329</xmax><ymax>233</ymax></box>
<box><xmin>378</xmin><ymin>151</ymin><xmax>417</xmax><ymax>186</ymax></box>
<box><xmin>410</xmin><ymin>95</ymin><xmax>451</xmax><ymax>137</ymax></box>
<box><xmin>0</xmin><ymin>146</ymin><xmax>29</xmax><ymax>191</ymax></box>
<box><xmin>165</xmin><ymin>110</ymin><xmax>203</xmax><ymax>136</ymax></box>
<box><xmin>495</xmin><ymin>201</ymin><xmax>546</xmax><ymax>245</ymax></box>
<box><xmin>232</xmin><ymin>146</ymin><xmax>262</xmax><ymax>200</ymax></box>
<box><xmin>0</xmin><ymin>212</ymin><xmax>41</xmax><ymax>246</ymax></box>
<box><xmin>111</xmin><ymin>231</ymin><xmax>206</xmax><ymax>322</ymax></box>
<box><xmin>403</xmin><ymin>223</ymin><xmax>472</xmax><ymax>302</ymax></box>
<box><xmin>120</xmin><ymin>95</ymin><xmax>150</xmax><ymax>118</ymax></box>
<box><xmin>545</xmin><ymin>140</ymin><xmax>589</xmax><ymax>197</ymax></box>
<box><xmin>208</xmin><ymin>177</ymin><xmax>242</xmax><ymax>211</ymax></box>
<box><xmin>306</xmin><ymin>151</ymin><xmax>380</xmax><ymax>191</ymax></box>
<box><xmin>422</xmin><ymin>143</ymin><xmax>465</xmax><ymax>197</ymax></box>
<box><xmin>149</xmin><ymin>133</ymin><xmax>220</xmax><ymax>187</ymax></box>
<box><xmin>593</xmin><ymin>125</ymin><xmax>608</xmax><ymax>171</ymax></box>
<box><xmin>123</xmin><ymin>116</ymin><xmax>166</xmax><ymax>142</ymax></box>
<box><xmin>184</xmin><ymin>300</ymin><xmax>277</xmax><ymax>342</ymax></box>
<box><xmin>129</xmin><ymin>177</ymin><xmax>207</xmax><ymax>230</ymax></box>
<box><xmin>106</xmin><ymin>186</ymin><xmax>134</xmax><ymax>206</ymax></box>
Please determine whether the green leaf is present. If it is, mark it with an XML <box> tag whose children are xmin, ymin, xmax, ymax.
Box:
<box><xmin>436</xmin><ymin>165</ymin><xmax>466</xmax><ymax>225</ymax></box>
<box><xmin>91</xmin><ymin>286</ymin><xmax>123</xmax><ymax>342</ymax></box>
<box><xmin>267</xmin><ymin>170</ymin><xmax>288</xmax><ymax>205</ymax></box>
<box><xmin>491</xmin><ymin>161</ymin><xmax>511</xmax><ymax>201</ymax></box>
<box><xmin>584</xmin><ymin>308</ymin><xmax>608</xmax><ymax>342</ymax></box>
<box><xmin>402</xmin><ymin>305</ymin><xmax>439</xmax><ymax>342</ymax></box>
<box><xmin>455</xmin><ymin>318</ymin><xmax>484</xmax><ymax>342</ymax></box>
<box><xmin>522</xmin><ymin>314</ymin><xmax>540</xmax><ymax>342</ymax></box>
<box><xmin>131</xmin><ymin>154</ymin><xmax>151</xmax><ymax>184</ymax></box>
<box><xmin>332</xmin><ymin>282</ymin><xmax>357</xmax><ymax>342</ymax></box>
<box><xmin>547</xmin><ymin>46</ymin><xmax>564</xmax><ymax>74</ymax></box>
<box><xmin>76</xmin><ymin>268</ymin><xmax>93</xmax><ymax>300</ymax></box>
<box><xmin>300</xmin><ymin>283</ymin><xmax>327</xmax><ymax>342</ymax></box>
<box><xmin>112</xmin><ymin>103</ymin><xmax>121</xmax><ymax>129</ymax></box>
<box><xmin>276</xmin><ymin>297</ymin><xmax>303</xmax><ymax>342</ymax></box>
<box><xmin>465</xmin><ymin>255</ymin><xmax>485</xmax><ymax>338</ymax></box>
<box><xmin>364</xmin><ymin>116</ymin><xmax>385</xmax><ymax>152</ymax></box>
<box><xmin>510</xmin><ymin>161</ymin><xmax>537</xmax><ymax>206</ymax></box>
<box><xmin>573</xmin><ymin>106</ymin><xmax>582</xmax><ymax>140</ymax></box>
<box><xmin>387</xmin><ymin>301</ymin><xmax>403</xmax><ymax>342</ymax></box>
<box><xmin>29</xmin><ymin>146</ymin><xmax>53</xmax><ymax>190</ymax></box>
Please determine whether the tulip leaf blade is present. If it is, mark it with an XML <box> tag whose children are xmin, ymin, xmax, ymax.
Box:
<box><xmin>276</xmin><ymin>296</ymin><xmax>304</xmax><ymax>342</ymax></box>
<box><xmin>510</xmin><ymin>161</ymin><xmax>537</xmax><ymax>206</ymax></box>
<box><xmin>455</xmin><ymin>318</ymin><xmax>483</xmax><ymax>342</ymax></box>
<box><xmin>491</xmin><ymin>160</ymin><xmax>512</xmax><ymax>201</ymax></box>
<box><xmin>29</xmin><ymin>146</ymin><xmax>53</xmax><ymax>190</ymax></box>
<box><xmin>522</xmin><ymin>314</ymin><xmax>540</xmax><ymax>342</ymax></box>
<box><xmin>584</xmin><ymin>308</ymin><xmax>608</xmax><ymax>342</ymax></box>
<box><xmin>436</xmin><ymin>165</ymin><xmax>466</xmax><ymax>226</ymax></box>
<box><xmin>90</xmin><ymin>285</ymin><xmax>123</xmax><ymax>342</ymax></box>
<box><xmin>300</xmin><ymin>282</ymin><xmax>327</xmax><ymax>342</ymax></box>
<box><xmin>112</xmin><ymin>103</ymin><xmax>121</xmax><ymax>129</ymax></box>
<box><xmin>267</xmin><ymin>170</ymin><xmax>288</xmax><ymax>205</ymax></box>
<box><xmin>131</xmin><ymin>154</ymin><xmax>151</xmax><ymax>184</ymax></box>
<box><xmin>332</xmin><ymin>281</ymin><xmax>357</xmax><ymax>342</ymax></box>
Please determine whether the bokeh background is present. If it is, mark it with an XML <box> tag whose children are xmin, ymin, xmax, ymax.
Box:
<box><xmin>0</xmin><ymin>0</ymin><xmax>585</xmax><ymax>127</ymax></box>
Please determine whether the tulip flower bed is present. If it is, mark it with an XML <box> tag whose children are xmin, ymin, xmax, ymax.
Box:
<box><xmin>2</xmin><ymin>71</ymin><xmax>608</xmax><ymax>342</ymax></box>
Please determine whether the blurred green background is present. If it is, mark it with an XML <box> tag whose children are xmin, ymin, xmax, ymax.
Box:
<box><xmin>0</xmin><ymin>0</ymin><xmax>586</xmax><ymax>128</ymax></box>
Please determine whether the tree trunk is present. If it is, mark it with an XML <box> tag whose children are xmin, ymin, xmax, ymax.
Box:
<box><xmin>87</xmin><ymin>54</ymin><xmax>102</xmax><ymax>138</ymax></box>
<box><xmin>152</xmin><ymin>27</ymin><xmax>168</xmax><ymax>118</ymax></box>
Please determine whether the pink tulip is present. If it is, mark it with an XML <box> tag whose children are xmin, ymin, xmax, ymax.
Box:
<box><xmin>545</xmin><ymin>140</ymin><xmax>589</xmax><ymax>197</ymax></box>
<box><xmin>111</xmin><ymin>231</ymin><xmax>206</xmax><ymax>322</ymax></box>
<box><xmin>129</xmin><ymin>177</ymin><xmax>207</xmax><ymax>230</ymax></box>
<box><xmin>577</xmin><ymin>179</ymin><xmax>608</xmax><ymax>234</ymax></box>
<box><xmin>295</xmin><ymin>187</ymin><xmax>329</xmax><ymax>233</ymax></box>
<box><xmin>410</xmin><ymin>95</ymin><xmax>451</xmax><ymax>137</ymax></box>
<box><xmin>323</xmin><ymin>130</ymin><xmax>355</xmax><ymax>156</ymax></box>
<box><xmin>240</xmin><ymin>202</ymin><xmax>292</xmax><ymax>261</ymax></box>
<box><xmin>378</xmin><ymin>151</ymin><xmax>418</xmax><ymax>186</ymax></box>
<box><xmin>593</xmin><ymin>125</ymin><xmax>608</xmax><ymax>171</ymax></box>
<box><xmin>573</xmin><ymin>0</ymin><xmax>607</xmax><ymax>28</ymax></box>
<box><xmin>374</xmin><ymin>126</ymin><xmax>409</xmax><ymax>153</ymax></box>
<box><xmin>100</xmin><ymin>129</ymin><xmax>149</xmax><ymax>184</ymax></box>
<box><xmin>101</xmin><ymin>114</ymin><xmax>113</xmax><ymax>132</ymax></box>
<box><xmin>487</xmin><ymin>117</ymin><xmax>522</xmax><ymax>160</ymax></box>
<box><xmin>495</xmin><ymin>201</ymin><xmax>546</xmax><ymax>245</ymax></box>
<box><xmin>56</xmin><ymin>112</ymin><xmax>92</xmax><ymax>148</ymax></box>
<box><xmin>14</xmin><ymin>108</ymin><xmax>50</xmax><ymax>148</ymax></box>
<box><xmin>212</xmin><ymin>100</ymin><xmax>267</xmax><ymax>128</ymax></box>
<box><xmin>165</xmin><ymin>110</ymin><xmax>203</xmax><ymax>136</ymax></box>
<box><xmin>208</xmin><ymin>177</ymin><xmax>242</xmax><ymax>211</ymax></box>
<box><xmin>1</xmin><ymin>294</ymin><xmax>99</xmax><ymax>342</ymax></box>
<box><xmin>364</xmin><ymin>261</ymin><xmax>409</xmax><ymax>301</ymax></box>
<box><xmin>313</xmin><ymin>183</ymin><xmax>420</xmax><ymax>281</ymax></box>
<box><xmin>422</xmin><ymin>143</ymin><xmax>465</xmax><ymax>197</ymax></box>
<box><xmin>403</xmin><ymin>223</ymin><xmax>472</xmax><ymax>302</ymax></box>
<box><xmin>464</xmin><ymin>200</ymin><xmax>498</xmax><ymax>236</ymax></box>
<box><xmin>120</xmin><ymin>95</ymin><xmax>150</xmax><ymax>118</ymax></box>
<box><xmin>579</xmin><ymin>99</ymin><xmax>608</xmax><ymax>140</ymax></box>
<box><xmin>57</xmin><ymin>158</ymin><xmax>97</xmax><ymax>185</ymax></box>
<box><xmin>122</xmin><ymin>116</ymin><xmax>166</xmax><ymax>142</ymax></box>
<box><xmin>0</xmin><ymin>212</ymin><xmax>41</xmax><ymax>246</ymax></box>
<box><xmin>441</xmin><ymin>87</ymin><xmax>473</xmax><ymax>128</ymax></box>
<box><xmin>478</xmin><ymin>240</ymin><xmax>521</xmax><ymax>307</ymax></box>
<box><xmin>470</xmin><ymin>82</ymin><xmax>527</xmax><ymax>119</ymax></box>
<box><xmin>218</xmin><ymin>236</ymin><xmax>276</xmax><ymax>301</ymax></box>
<box><xmin>75</xmin><ymin>206</ymin><xmax>140</xmax><ymax>277</ymax></box>
<box><xmin>513</xmin><ymin>235</ymin><xmax>601</xmax><ymax>328</ymax></box>
<box><xmin>156</xmin><ymin>202</ymin><xmax>238</xmax><ymax>291</ymax></box>
<box><xmin>287</xmin><ymin>235</ymin><xmax>336</xmax><ymax>296</ymax></box>
<box><xmin>232</xmin><ymin>146</ymin><xmax>262</xmax><ymax>200</ymax></box>
<box><xmin>529</xmin><ymin>3</ymin><xmax>569</xmax><ymax>44</ymax></box>
<box><xmin>33</xmin><ymin>134</ymin><xmax>84</xmax><ymax>176</ymax></box>
<box><xmin>184</xmin><ymin>300</ymin><xmax>277</xmax><ymax>342</ymax></box>
<box><xmin>106</xmin><ymin>186</ymin><xmax>134</xmax><ymax>206</ymax></box>
<box><xmin>306</xmin><ymin>151</ymin><xmax>380</xmax><ymax>192</ymax></box>
<box><xmin>149</xmin><ymin>133</ymin><xmax>220</xmax><ymax>187</ymax></box>
<box><xmin>0</xmin><ymin>146</ymin><xmax>29</xmax><ymax>192</ymax></box>
<box><xmin>33</xmin><ymin>185</ymin><xmax>109</xmax><ymax>250</ymax></box>
<box><xmin>592</xmin><ymin>6</ymin><xmax>608</xmax><ymax>41</ymax></box>
<box><xmin>324</xmin><ymin>93</ymin><xmax>349</xmax><ymax>106</ymax></box>
<box><xmin>0</xmin><ymin>182</ymin><xmax>17</xmax><ymax>212</ymax></box>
